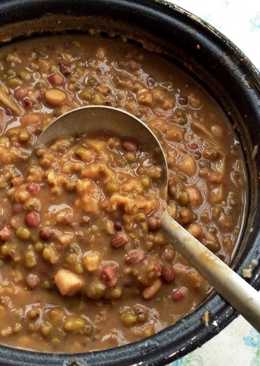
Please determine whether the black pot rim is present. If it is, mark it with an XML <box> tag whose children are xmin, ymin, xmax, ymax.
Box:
<box><xmin>0</xmin><ymin>1</ymin><xmax>259</xmax><ymax>365</ymax></box>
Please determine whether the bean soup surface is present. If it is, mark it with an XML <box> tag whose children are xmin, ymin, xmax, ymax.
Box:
<box><xmin>0</xmin><ymin>35</ymin><xmax>246</xmax><ymax>352</ymax></box>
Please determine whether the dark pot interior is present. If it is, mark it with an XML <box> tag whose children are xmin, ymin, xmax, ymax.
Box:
<box><xmin>0</xmin><ymin>1</ymin><xmax>259</xmax><ymax>365</ymax></box>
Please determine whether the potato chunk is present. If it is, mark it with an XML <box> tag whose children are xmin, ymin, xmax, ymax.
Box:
<box><xmin>45</xmin><ymin>88</ymin><xmax>66</xmax><ymax>107</ymax></box>
<box><xmin>54</xmin><ymin>269</ymin><xmax>83</xmax><ymax>296</ymax></box>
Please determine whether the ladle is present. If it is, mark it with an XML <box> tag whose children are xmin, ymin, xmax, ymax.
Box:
<box><xmin>37</xmin><ymin>105</ymin><xmax>260</xmax><ymax>331</ymax></box>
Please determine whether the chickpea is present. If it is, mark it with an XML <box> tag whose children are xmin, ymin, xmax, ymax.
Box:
<box><xmin>218</xmin><ymin>212</ymin><xmax>233</xmax><ymax>230</ymax></box>
<box><xmin>209</xmin><ymin>185</ymin><xmax>224</xmax><ymax>204</ymax></box>
<box><xmin>27</xmin><ymin>308</ymin><xmax>40</xmax><ymax>320</ymax></box>
<box><xmin>186</xmin><ymin>186</ymin><xmax>202</xmax><ymax>207</ymax></box>
<box><xmin>24</xmin><ymin>197</ymin><xmax>42</xmax><ymax>212</ymax></box>
<box><xmin>188</xmin><ymin>94</ymin><xmax>201</xmax><ymax>109</ymax></box>
<box><xmin>142</xmin><ymin>324</ymin><xmax>155</xmax><ymax>337</ymax></box>
<box><xmin>137</xmin><ymin>89</ymin><xmax>153</xmax><ymax>106</ymax></box>
<box><xmin>153</xmin><ymin>232</ymin><xmax>165</xmax><ymax>245</ymax></box>
<box><xmin>176</xmin><ymin>190</ymin><xmax>190</xmax><ymax>206</ymax></box>
<box><xmin>204</xmin><ymin>233</ymin><xmax>220</xmax><ymax>252</ymax></box>
<box><xmin>1</xmin><ymin>327</ymin><xmax>13</xmax><ymax>337</ymax></box>
<box><xmin>166</xmin><ymin>126</ymin><xmax>184</xmax><ymax>142</ymax></box>
<box><xmin>8</xmin><ymin>78</ymin><xmax>22</xmax><ymax>88</ymax></box>
<box><xmin>203</xmin><ymin>148</ymin><xmax>220</xmax><ymax>161</ymax></box>
<box><xmin>83</xmin><ymin>251</ymin><xmax>101</xmax><ymax>272</ymax></box>
<box><xmin>178</xmin><ymin>155</ymin><xmax>196</xmax><ymax>176</ymax></box>
<box><xmin>49</xmin><ymin>308</ymin><xmax>64</xmax><ymax>323</ymax></box>
<box><xmin>152</xmin><ymin>88</ymin><xmax>174</xmax><ymax>109</ymax></box>
<box><xmin>18</xmin><ymin>129</ymin><xmax>30</xmax><ymax>143</ymax></box>
<box><xmin>40</xmin><ymin>322</ymin><xmax>52</xmax><ymax>337</ymax></box>
<box><xmin>63</xmin><ymin>178</ymin><xmax>77</xmax><ymax>192</ymax></box>
<box><xmin>6</xmin><ymin>53</ymin><xmax>21</xmax><ymax>64</ymax></box>
<box><xmin>21</xmin><ymin>113</ymin><xmax>42</xmax><ymax>126</ymax></box>
<box><xmin>178</xmin><ymin>207</ymin><xmax>194</xmax><ymax>225</ymax></box>
<box><xmin>162</xmin><ymin>246</ymin><xmax>175</xmax><ymax>261</ymax></box>
<box><xmin>58</xmin><ymin>233</ymin><xmax>74</xmax><ymax>246</ymax></box>
<box><xmin>15</xmin><ymin>189</ymin><xmax>30</xmax><ymax>203</ymax></box>
<box><xmin>146</xmin><ymin>166</ymin><xmax>162</xmax><ymax>179</ymax></box>
<box><xmin>141</xmin><ymin>176</ymin><xmax>150</xmax><ymax>188</ymax></box>
<box><xmin>75</xmin><ymin>147</ymin><xmax>93</xmax><ymax>162</ymax></box>
<box><xmin>125</xmin><ymin>152</ymin><xmax>136</xmax><ymax>162</ymax></box>
<box><xmin>13</xmin><ymin>323</ymin><xmax>22</xmax><ymax>334</ymax></box>
<box><xmin>168</xmin><ymin>201</ymin><xmax>177</xmax><ymax>218</ymax></box>
<box><xmin>174</xmin><ymin>109</ymin><xmax>188</xmax><ymax>125</ymax></box>
<box><xmin>212</xmin><ymin>206</ymin><xmax>221</xmax><ymax>219</ymax></box>
<box><xmin>188</xmin><ymin>223</ymin><xmax>203</xmax><ymax>239</ymax></box>
<box><xmin>42</xmin><ymin>280</ymin><xmax>52</xmax><ymax>289</ymax></box>
<box><xmin>211</xmin><ymin>124</ymin><xmax>223</xmax><ymax>138</ymax></box>
<box><xmin>207</xmin><ymin>171</ymin><xmax>223</xmax><ymax>184</ymax></box>
<box><xmin>0</xmin><ymin>137</ymin><xmax>10</xmax><ymax>148</ymax></box>
<box><xmin>97</xmin><ymin>84</ymin><xmax>110</xmax><ymax>95</ymax></box>
<box><xmin>105</xmin><ymin>219</ymin><xmax>115</xmax><ymax>235</ymax></box>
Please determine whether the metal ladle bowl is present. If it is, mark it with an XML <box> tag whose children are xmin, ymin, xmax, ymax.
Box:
<box><xmin>37</xmin><ymin>105</ymin><xmax>260</xmax><ymax>331</ymax></box>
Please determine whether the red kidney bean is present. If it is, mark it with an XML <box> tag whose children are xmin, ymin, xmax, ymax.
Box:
<box><xmin>22</xmin><ymin>97</ymin><xmax>33</xmax><ymax>109</ymax></box>
<box><xmin>111</xmin><ymin>232</ymin><xmax>129</xmax><ymax>248</ymax></box>
<box><xmin>178</xmin><ymin>95</ymin><xmax>188</xmax><ymax>105</ymax></box>
<box><xmin>122</xmin><ymin>140</ymin><xmax>138</xmax><ymax>152</ymax></box>
<box><xmin>162</xmin><ymin>265</ymin><xmax>176</xmax><ymax>283</ymax></box>
<box><xmin>59</xmin><ymin>62</ymin><xmax>71</xmax><ymax>76</ymax></box>
<box><xmin>187</xmin><ymin>142</ymin><xmax>199</xmax><ymax>150</ymax></box>
<box><xmin>25</xmin><ymin>211</ymin><xmax>40</xmax><ymax>228</ymax></box>
<box><xmin>26</xmin><ymin>273</ymin><xmax>40</xmax><ymax>289</ymax></box>
<box><xmin>10</xmin><ymin>216</ymin><xmax>23</xmax><ymax>229</ymax></box>
<box><xmin>162</xmin><ymin>246</ymin><xmax>175</xmax><ymax>262</ymax></box>
<box><xmin>147</xmin><ymin>217</ymin><xmax>161</xmax><ymax>231</ymax></box>
<box><xmin>100</xmin><ymin>262</ymin><xmax>119</xmax><ymax>288</ymax></box>
<box><xmin>171</xmin><ymin>286</ymin><xmax>188</xmax><ymax>302</ymax></box>
<box><xmin>125</xmin><ymin>249</ymin><xmax>145</xmax><ymax>264</ymax></box>
<box><xmin>48</xmin><ymin>73</ymin><xmax>64</xmax><ymax>86</ymax></box>
<box><xmin>12</xmin><ymin>176</ymin><xmax>24</xmax><ymax>186</ymax></box>
<box><xmin>147</xmin><ymin>261</ymin><xmax>162</xmax><ymax>279</ymax></box>
<box><xmin>27</xmin><ymin>183</ymin><xmax>41</xmax><ymax>195</ymax></box>
<box><xmin>14</xmin><ymin>87</ymin><xmax>29</xmax><ymax>100</ymax></box>
<box><xmin>34</xmin><ymin>88</ymin><xmax>44</xmax><ymax>102</ymax></box>
<box><xmin>13</xmin><ymin>203</ymin><xmax>23</xmax><ymax>214</ymax></box>
<box><xmin>114</xmin><ymin>220</ymin><xmax>123</xmax><ymax>231</ymax></box>
<box><xmin>0</xmin><ymin>226</ymin><xmax>11</xmax><ymax>241</ymax></box>
<box><xmin>39</xmin><ymin>226</ymin><xmax>53</xmax><ymax>241</ymax></box>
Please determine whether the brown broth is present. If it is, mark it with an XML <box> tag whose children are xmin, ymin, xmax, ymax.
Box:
<box><xmin>0</xmin><ymin>34</ymin><xmax>246</xmax><ymax>352</ymax></box>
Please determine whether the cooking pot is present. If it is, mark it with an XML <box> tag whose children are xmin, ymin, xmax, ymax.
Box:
<box><xmin>0</xmin><ymin>1</ymin><xmax>259</xmax><ymax>365</ymax></box>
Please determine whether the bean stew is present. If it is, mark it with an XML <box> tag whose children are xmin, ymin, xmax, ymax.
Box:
<box><xmin>0</xmin><ymin>35</ymin><xmax>246</xmax><ymax>352</ymax></box>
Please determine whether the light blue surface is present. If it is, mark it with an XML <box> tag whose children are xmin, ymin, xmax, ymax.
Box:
<box><xmin>165</xmin><ymin>1</ymin><xmax>260</xmax><ymax>365</ymax></box>
<box><xmin>173</xmin><ymin>0</ymin><xmax>260</xmax><ymax>70</ymax></box>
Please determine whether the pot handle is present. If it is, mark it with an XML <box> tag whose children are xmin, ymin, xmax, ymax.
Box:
<box><xmin>161</xmin><ymin>210</ymin><xmax>260</xmax><ymax>331</ymax></box>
